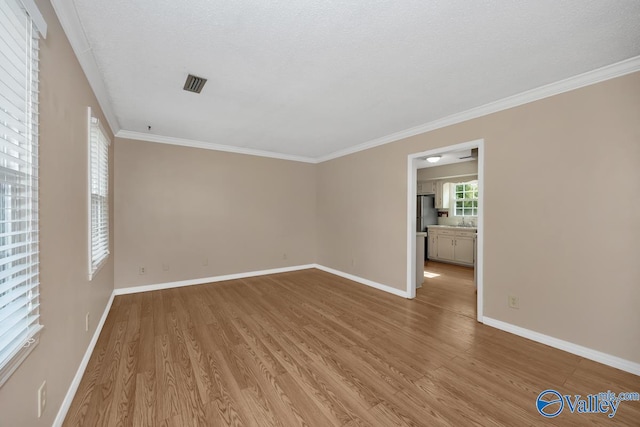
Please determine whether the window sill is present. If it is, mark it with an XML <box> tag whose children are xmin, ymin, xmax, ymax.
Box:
<box><xmin>88</xmin><ymin>253</ymin><xmax>110</xmax><ymax>281</ymax></box>
<box><xmin>0</xmin><ymin>325</ymin><xmax>43</xmax><ymax>388</ymax></box>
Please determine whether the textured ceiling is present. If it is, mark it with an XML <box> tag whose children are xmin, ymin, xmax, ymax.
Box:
<box><xmin>70</xmin><ymin>0</ymin><xmax>640</xmax><ymax>159</ymax></box>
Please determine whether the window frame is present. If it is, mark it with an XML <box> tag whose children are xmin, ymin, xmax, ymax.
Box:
<box><xmin>453</xmin><ymin>180</ymin><xmax>479</xmax><ymax>217</ymax></box>
<box><xmin>0</xmin><ymin>0</ymin><xmax>45</xmax><ymax>387</ymax></box>
<box><xmin>87</xmin><ymin>107</ymin><xmax>110</xmax><ymax>280</ymax></box>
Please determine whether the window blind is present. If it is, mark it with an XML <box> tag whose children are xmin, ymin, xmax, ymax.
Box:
<box><xmin>88</xmin><ymin>110</ymin><xmax>109</xmax><ymax>279</ymax></box>
<box><xmin>0</xmin><ymin>0</ymin><xmax>42</xmax><ymax>386</ymax></box>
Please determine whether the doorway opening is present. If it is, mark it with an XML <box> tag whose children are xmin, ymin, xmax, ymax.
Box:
<box><xmin>406</xmin><ymin>139</ymin><xmax>484</xmax><ymax>322</ymax></box>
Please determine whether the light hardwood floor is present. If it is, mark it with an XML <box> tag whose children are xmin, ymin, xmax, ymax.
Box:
<box><xmin>418</xmin><ymin>260</ymin><xmax>476</xmax><ymax>319</ymax></box>
<box><xmin>64</xmin><ymin>268</ymin><xmax>640</xmax><ymax>426</ymax></box>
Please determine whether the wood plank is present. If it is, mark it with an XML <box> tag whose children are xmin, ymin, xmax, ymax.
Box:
<box><xmin>64</xmin><ymin>265</ymin><xmax>640</xmax><ymax>426</ymax></box>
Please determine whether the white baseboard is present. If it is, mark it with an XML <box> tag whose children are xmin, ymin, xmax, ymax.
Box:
<box><xmin>313</xmin><ymin>264</ymin><xmax>409</xmax><ymax>298</ymax></box>
<box><xmin>51</xmin><ymin>270</ymin><xmax>638</xmax><ymax>427</ymax></box>
<box><xmin>113</xmin><ymin>263</ymin><xmax>409</xmax><ymax>299</ymax></box>
<box><xmin>52</xmin><ymin>263</ymin><xmax>405</xmax><ymax>425</ymax></box>
<box><xmin>114</xmin><ymin>263</ymin><xmax>408</xmax><ymax>299</ymax></box>
<box><xmin>53</xmin><ymin>291</ymin><xmax>115</xmax><ymax>427</ymax></box>
<box><xmin>113</xmin><ymin>264</ymin><xmax>316</xmax><ymax>295</ymax></box>
<box><xmin>483</xmin><ymin>317</ymin><xmax>640</xmax><ymax>376</ymax></box>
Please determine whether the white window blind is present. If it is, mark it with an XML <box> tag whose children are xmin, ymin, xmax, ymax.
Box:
<box><xmin>88</xmin><ymin>109</ymin><xmax>109</xmax><ymax>279</ymax></box>
<box><xmin>0</xmin><ymin>0</ymin><xmax>43</xmax><ymax>386</ymax></box>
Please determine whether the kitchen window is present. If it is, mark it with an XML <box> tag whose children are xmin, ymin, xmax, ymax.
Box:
<box><xmin>453</xmin><ymin>181</ymin><xmax>478</xmax><ymax>216</ymax></box>
<box><xmin>0</xmin><ymin>0</ymin><xmax>46</xmax><ymax>387</ymax></box>
<box><xmin>88</xmin><ymin>108</ymin><xmax>110</xmax><ymax>279</ymax></box>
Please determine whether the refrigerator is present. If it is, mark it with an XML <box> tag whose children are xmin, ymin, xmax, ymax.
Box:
<box><xmin>417</xmin><ymin>195</ymin><xmax>438</xmax><ymax>260</ymax></box>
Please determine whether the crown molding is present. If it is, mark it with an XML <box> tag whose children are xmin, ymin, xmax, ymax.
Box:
<box><xmin>315</xmin><ymin>55</ymin><xmax>640</xmax><ymax>163</ymax></box>
<box><xmin>116</xmin><ymin>130</ymin><xmax>317</xmax><ymax>163</ymax></box>
<box><xmin>47</xmin><ymin>4</ymin><xmax>640</xmax><ymax>166</ymax></box>
<box><xmin>118</xmin><ymin>54</ymin><xmax>639</xmax><ymax>164</ymax></box>
<box><xmin>50</xmin><ymin>0</ymin><xmax>120</xmax><ymax>135</ymax></box>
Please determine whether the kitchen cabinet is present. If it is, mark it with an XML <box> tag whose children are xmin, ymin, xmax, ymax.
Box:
<box><xmin>454</xmin><ymin>236</ymin><xmax>474</xmax><ymax>264</ymax></box>
<box><xmin>434</xmin><ymin>181</ymin><xmax>449</xmax><ymax>209</ymax></box>
<box><xmin>427</xmin><ymin>227</ymin><xmax>475</xmax><ymax>267</ymax></box>
<box><xmin>428</xmin><ymin>233</ymin><xmax>438</xmax><ymax>259</ymax></box>
<box><xmin>436</xmin><ymin>234</ymin><xmax>455</xmax><ymax>261</ymax></box>
<box><xmin>417</xmin><ymin>180</ymin><xmax>435</xmax><ymax>195</ymax></box>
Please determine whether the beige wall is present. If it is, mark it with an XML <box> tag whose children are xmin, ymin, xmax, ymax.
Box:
<box><xmin>0</xmin><ymin>1</ymin><xmax>115</xmax><ymax>425</ymax></box>
<box><xmin>317</xmin><ymin>72</ymin><xmax>640</xmax><ymax>364</ymax></box>
<box><xmin>1</xmin><ymin>4</ymin><xmax>637</xmax><ymax>424</ymax></box>
<box><xmin>114</xmin><ymin>139</ymin><xmax>317</xmax><ymax>288</ymax></box>
<box><xmin>418</xmin><ymin>159</ymin><xmax>478</xmax><ymax>180</ymax></box>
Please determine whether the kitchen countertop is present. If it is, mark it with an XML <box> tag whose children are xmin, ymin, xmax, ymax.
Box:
<box><xmin>426</xmin><ymin>225</ymin><xmax>477</xmax><ymax>230</ymax></box>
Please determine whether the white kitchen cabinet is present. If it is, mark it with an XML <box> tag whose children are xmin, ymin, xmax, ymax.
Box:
<box><xmin>454</xmin><ymin>236</ymin><xmax>474</xmax><ymax>264</ymax></box>
<box><xmin>428</xmin><ymin>233</ymin><xmax>438</xmax><ymax>259</ymax></box>
<box><xmin>436</xmin><ymin>235</ymin><xmax>455</xmax><ymax>261</ymax></box>
<box><xmin>427</xmin><ymin>227</ymin><xmax>475</xmax><ymax>267</ymax></box>
<box><xmin>434</xmin><ymin>181</ymin><xmax>449</xmax><ymax>209</ymax></box>
<box><xmin>417</xmin><ymin>180</ymin><xmax>435</xmax><ymax>195</ymax></box>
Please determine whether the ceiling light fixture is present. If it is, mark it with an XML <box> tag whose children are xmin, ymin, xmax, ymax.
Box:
<box><xmin>426</xmin><ymin>156</ymin><xmax>441</xmax><ymax>163</ymax></box>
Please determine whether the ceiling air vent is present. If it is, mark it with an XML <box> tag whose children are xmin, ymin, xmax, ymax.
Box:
<box><xmin>458</xmin><ymin>148</ymin><xmax>478</xmax><ymax>160</ymax></box>
<box><xmin>183</xmin><ymin>74</ymin><xmax>207</xmax><ymax>93</ymax></box>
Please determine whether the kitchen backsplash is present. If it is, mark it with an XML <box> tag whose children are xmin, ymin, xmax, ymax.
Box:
<box><xmin>437</xmin><ymin>216</ymin><xmax>477</xmax><ymax>227</ymax></box>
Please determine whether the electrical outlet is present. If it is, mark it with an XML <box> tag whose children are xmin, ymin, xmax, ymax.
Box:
<box><xmin>351</xmin><ymin>258</ymin><xmax>355</xmax><ymax>266</ymax></box>
<box><xmin>85</xmin><ymin>312</ymin><xmax>90</xmax><ymax>332</ymax></box>
<box><xmin>508</xmin><ymin>295</ymin><xmax>519</xmax><ymax>309</ymax></box>
<box><xmin>202</xmin><ymin>257</ymin><xmax>209</xmax><ymax>266</ymax></box>
<box><xmin>139</xmin><ymin>266</ymin><xmax>146</xmax><ymax>275</ymax></box>
<box><xmin>282</xmin><ymin>253</ymin><xmax>287</xmax><ymax>260</ymax></box>
<box><xmin>162</xmin><ymin>262</ymin><xmax>169</xmax><ymax>271</ymax></box>
<box><xmin>37</xmin><ymin>381</ymin><xmax>46</xmax><ymax>418</ymax></box>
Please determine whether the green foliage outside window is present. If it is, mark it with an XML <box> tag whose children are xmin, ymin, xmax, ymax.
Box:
<box><xmin>454</xmin><ymin>182</ymin><xmax>478</xmax><ymax>216</ymax></box>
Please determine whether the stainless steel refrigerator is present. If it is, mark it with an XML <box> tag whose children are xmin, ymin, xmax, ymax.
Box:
<box><xmin>417</xmin><ymin>195</ymin><xmax>438</xmax><ymax>260</ymax></box>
